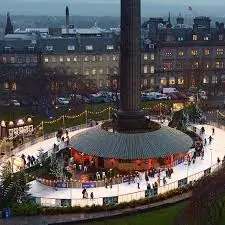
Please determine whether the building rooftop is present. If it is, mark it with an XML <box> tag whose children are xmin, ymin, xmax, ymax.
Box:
<box><xmin>70</xmin><ymin>125</ymin><xmax>193</xmax><ymax>160</ymax></box>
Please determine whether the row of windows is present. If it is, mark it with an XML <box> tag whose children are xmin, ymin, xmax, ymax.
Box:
<box><xmin>164</xmin><ymin>48</ymin><xmax>225</xmax><ymax>57</ymax></box>
<box><xmin>58</xmin><ymin>66</ymin><xmax>155</xmax><ymax>76</ymax></box>
<box><xmin>44</xmin><ymin>55</ymin><xmax>119</xmax><ymax>63</ymax></box>
<box><xmin>1</xmin><ymin>56</ymin><xmax>38</xmax><ymax>64</ymax></box>
<box><xmin>45</xmin><ymin>44</ymin><xmax>115</xmax><ymax>52</ymax></box>
<box><xmin>44</xmin><ymin>54</ymin><xmax>155</xmax><ymax>63</ymax></box>
<box><xmin>160</xmin><ymin>77</ymin><xmax>184</xmax><ymax>85</ymax></box>
<box><xmin>163</xmin><ymin>61</ymin><xmax>225</xmax><ymax>70</ymax></box>
<box><xmin>192</xmin><ymin>34</ymin><xmax>223</xmax><ymax>41</ymax></box>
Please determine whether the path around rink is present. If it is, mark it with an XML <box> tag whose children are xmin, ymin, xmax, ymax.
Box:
<box><xmin>1</xmin><ymin>124</ymin><xmax>225</xmax><ymax>206</ymax></box>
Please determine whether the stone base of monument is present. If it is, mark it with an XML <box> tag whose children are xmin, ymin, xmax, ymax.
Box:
<box><xmin>114</xmin><ymin>111</ymin><xmax>155</xmax><ymax>132</ymax></box>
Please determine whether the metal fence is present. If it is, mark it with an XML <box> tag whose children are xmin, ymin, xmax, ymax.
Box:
<box><xmin>31</xmin><ymin>161</ymin><xmax>222</xmax><ymax>207</ymax></box>
<box><xmin>1</xmin><ymin>120</ymin><xmax>225</xmax><ymax>207</ymax></box>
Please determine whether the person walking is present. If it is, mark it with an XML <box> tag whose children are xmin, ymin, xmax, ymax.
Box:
<box><xmin>212</xmin><ymin>127</ymin><xmax>215</xmax><ymax>135</ymax></box>
<box><xmin>163</xmin><ymin>177</ymin><xmax>167</xmax><ymax>186</ymax></box>
<box><xmin>90</xmin><ymin>192</ymin><xmax>94</xmax><ymax>200</ymax></box>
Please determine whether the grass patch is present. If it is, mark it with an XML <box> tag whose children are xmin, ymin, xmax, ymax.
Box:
<box><xmin>75</xmin><ymin>202</ymin><xmax>186</xmax><ymax>225</ymax></box>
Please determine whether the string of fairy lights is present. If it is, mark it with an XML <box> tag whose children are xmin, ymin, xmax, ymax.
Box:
<box><xmin>36</xmin><ymin>103</ymin><xmax>169</xmax><ymax>126</ymax></box>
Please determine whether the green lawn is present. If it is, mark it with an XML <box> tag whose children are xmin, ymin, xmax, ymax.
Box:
<box><xmin>76</xmin><ymin>202</ymin><xmax>186</xmax><ymax>225</ymax></box>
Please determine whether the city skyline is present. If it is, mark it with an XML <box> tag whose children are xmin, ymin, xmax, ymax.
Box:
<box><xmin>0</xmin><ymin>0</ymin><xmax>225</xmax><ymax>17</ymax></box>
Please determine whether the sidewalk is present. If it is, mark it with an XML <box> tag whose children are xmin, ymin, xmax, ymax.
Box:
<box><xmin>0</xmin><ymin>192</ymin><xmax>191</xmax><ymax>225</ymax></box>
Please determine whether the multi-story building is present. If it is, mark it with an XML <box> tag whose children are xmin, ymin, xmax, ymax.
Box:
<box><xmin>0</xmin><ymin>33</ymin><xmax>42</xmax><ymax>100</ymax></box>
<box><xmin>143</xmin><ymin>14</ymin><xmax>225</xmax><ymax>94</ymax></box>
<box><xmin>1</xmin><ymin>9</ymin><xmax>225</xmax><ymax>103</ymax></box>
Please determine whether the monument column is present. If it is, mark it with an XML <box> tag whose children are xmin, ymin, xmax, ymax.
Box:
<box><xmin>120</xmin><ymin>0</ymin><xmax>141</xmax><ymax>112</ymax></box>
<box><xmin>116</xmin><ymin>0</ymin><xmax>146</xmax><ymax>130</ymax></box>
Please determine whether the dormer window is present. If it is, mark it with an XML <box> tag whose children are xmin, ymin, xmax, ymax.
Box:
<box><xmin>68</xmin><ymin>45</ymin><xmax>75</xmax><ymax>51</ymax></box>
<box><xmin>4</xmin><ymin>46</ymin><xmax>11</xmax><ymax>52</ymax></box>
<box><xmin>86</xmin><ymin>45</ymin><xmax>93</xmax><ymax>51</ymax></box>
<box><xmin>46</xmin><ymin>45</ymin><xmax>53</xmax><ymax>51</ymax></box>
<box><xmin>106</xmin><ymin>45</ymin><xmax>114</xmax><ymax>50</ymax></box>
<box><xmin>192</xmin><ymin>35</ymin><xmax>197</xmax><ymax>41</ymax></box>
<box><xmin>28</xmin><ymin>46</ymin><xmax>35</xmax><ymax>52</ymax></box>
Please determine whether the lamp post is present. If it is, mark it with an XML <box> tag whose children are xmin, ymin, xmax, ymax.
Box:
<box><xmin>85</xmin><ymin>110</ymin><xmax>88</xmax><ymax>127</ymax></box>
<box><xmin>216</xmin><ymin>110</ymin><xmax>219</xmax><ymax>125</ymax></box>
<box><xmin>117</xmin><ymin>174</ymin><xmax>119</xmax><ymax>196</ymax></box>
<box><xmin>62</xmin><ymin>115</ymin><xmax>65</xmax><ymax>128</ymax></box>
<box><xmin>108</xmin><ymin>107</ymin><xmax>111</xmax><ymax>120</ymax></box>
<box><xmin>210</xmin><ymin>148</ymin><xmax>213</xmax><ymax>168</ymax></box>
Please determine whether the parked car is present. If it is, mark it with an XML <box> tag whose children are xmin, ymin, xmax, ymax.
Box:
<box><xmin>58</xmin><ymin>98</ymin><xmax>70</xmax><ymax>105</ymax></box>
<box><xmin>156</xmin><ymin>93</ymin><xmax>171</xmax><ymax>100</ymax></box>
<box><xmin>10</xmin><ymin>99</ymin><xmax>20</xmax><ymax>107</ymax></box>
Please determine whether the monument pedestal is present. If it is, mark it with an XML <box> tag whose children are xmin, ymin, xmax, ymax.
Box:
<box><xmin>115</xmin><ymin>111</ymin><xmax>148</xmax><ymax>131</ymax></box>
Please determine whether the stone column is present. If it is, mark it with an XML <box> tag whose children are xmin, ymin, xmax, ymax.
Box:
<box><xmin>116</xmin><ymin>0</ymin><xmax>147</xmax><ymax>130</ymax></box>
<box><xmin>120</xmin><ymin>0</ymin><xmax>141</xmax><ymax>112</ymax></box>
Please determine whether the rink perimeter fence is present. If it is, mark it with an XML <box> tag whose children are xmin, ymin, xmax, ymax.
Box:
<box><xmin>0</xmin><ymin>121</ymin><xmax>225</xmax><ymax>207</ymax></box>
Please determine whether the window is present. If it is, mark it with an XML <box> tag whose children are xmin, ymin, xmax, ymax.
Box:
<box><xmin>165</xmin><ymin>51</ymin><xmax>172</xmax><ymax>57</ymax></box>
<box><xmin>73</xmin><ymin>56</ymin><xmax>78</xmax><ymax>62</ymax></box>
<box><xmin>143</xmin><ymin>79</ymin><xmax>147</xmax><ymax>86</ymax></box>
<box><xmin>143</xmin><ymin>65</ymin><xmax>148</xmax><ymax>74</ymax></box>
<box><xmin>203</xmin><ymin>76</ymin><xmax>209</xmax><ymax>84</ymax></box>
<box><xmin>85</xmin><ymin>68</ymin><xmax>90</xmax><ymax>75</ymax></box>
<box><xmin>112</xmin><ymin>55</ymin><xmax>116</xmax><ymax>61</ymax></box>
<box><xmin>169</xmin><ymin>77</ymin><xmax>176</xmax><ymax>85</ymax></box>
<box><xmin>4</xmin><ymin>47</ymin><xmax>11</xmax><ymax>52</ymax></box>
<box><xmin>92</xmin><ymin>68</ymin><xmax>96</xmax><ymax>75</ymax></box>
<box><xmin>99</xmin><ymin>68</ymin><xmax>104</xmax><ymax>75</ymax></box>
<box><xmin>2</xmin><ymin>57</ymin><xmax>7</xmax><ymax>64</ymax></box>
<box><xmin>178</xmin><ymin>77</ymin><xmax>184</xmax><ymax>85</ymax></box>
<box><xmin>212</xmin><ymin>75</ymin><xmax>217</xmax><ymax>84</ymax></box>
<box><xmin>84</xmin><ymin>56</ymin><xmax>89</xmax><ymax>62</ymax></box>
<box><xmin>99</xmin><ymin>56</ymin><xmax>103</xmax><ymax>61</ymax></box>
<box><xmin>219</xmin><ymin>35</ymin><xmax>223</xmax><ymax>41</ymax></box>
<box><xmin>205</xmin><ymin>63</ymin><xmax>210</xmax><ymax>69</ymax></box>
<box><xmin>92</xmin><ymin>56</ymin><xmax>96</xmax><ymax>62</ymax></box>
<box><xmin>106</xmin><ymin>45</ymin><xmax>114</xmax><ymax>50</ymax></box>
<box><xmin>46</xmin><ymin>46</ymin><xmax>53</xmax><ymax>51</ymax></box>
<box><xmin>66</xmin><ymin>57</ymin><xmax>71</xmax><ymax>62</ymax></box>
<box><xmin>17</xmin><ymin>57</ymin><xmax>22</xmax><ymax>63</ymax></box>
<box><xmin>10</xmin><ymin>56</ymin><xmax>15</xmax><ymax>64</ymax></box>
<box><xmin>192</xmin><ymin>35</ymin><xmax>197</xmax><ymax>41</ymax></box>
<box><xmin>150</xmin><ymin>66</ymin><xmax>155</xmax><ymax>74</ymax></box>
<box><xmin>52</xmin><ymin>57</ymin><xmax>56</xmax><ymax>63</ymax></box>
<box><xmin>150</xmin><ymin>54</ymin><xmax>154</xmax><ymax>60</ymax></box>
<box><xmin>68</xmin><ymin>45</ymin><xmax>75</xmax><ymax>51</ymax></box>
<box><xmin>204</xmin><ymin>36</ymin><xmax>209</xmax><ymax>41</ymax></box>
<box><xmin>215</xmin><ymin>61</ymin><xmax>224</xmax><ymax>69</ymax></box>
<box><xmin>4</xmin><ymin>82</ymin><xmax>9</xmax><ymax>90</ymax></box>
<box><xmin>86</xmin><ymin>45</ymin><xmax>93</xmax><ymax>51</ymax></box>
<box><xmin>204</xmin><ymin>49</ymin><xmax>210</xmax><ymax>56</ymax></box>
<box><xmin>192</xmin><ymin>62</ymin><xmax>199</xmax><ymax>69</ymax></box>
<box><xmin>26</xmin><ymin>57</ymin><xmax>30</xmax><ymax>63</ymax></box>
<box><xmin>178</xmin><ymin>37</ymin><xmax>184</xmax><ymax>41</ymax></box>
<box><xmin>191</xmin><ymin>49</ymin><xmax>198</xmax><ymax>56</ymax></box>
<box><xmin>160</xmin><ymin>77</ymin><xmax>167</xmax><ymax>86</ymax></box>
<box><xmin>28</xmin><ymin>46</ymin><xmax>35</xmax><ymax>52</ymax></box>
<box><xmin>106</xmin><ymin>56</ymin><xmax>110</xmax><ymax>61</ymax></box>
<box><xmin>113</xmin><ymin>67</ymin><xmax>118</xmax><ymax>74</ymax></box>
<box><xmin>143</xmin><ymin>54</ymin><xmax>148</xmax><ymax>60</ymax></box>
<box><xmin>216</xmin><ymin>49</ymin><xmax>224</xmax><ymax>55</ymax></box>
<box><xmin>150</xmin><ymin>78</ymin><xmax>155</xmax><ymax>84</ymax></box>
<box><xmin>59</xmin><ymin>57</ymin><xmax>63</xmax><ymax>62</ymax></box>
<box><xmin>44</xmin><ymin>57</ymin><xmax>49</xmax><ymax>63</ymax></box>
<box><xmin>74</xmin><ymin>69</ymin><xmax>79</xmax><ymax>75</ymax></box>
<box><xmin>178</xmin><ymin>51</ymin><xmax>184</xmax><ymax>56</ymax></box>
<box><xmin>163</xmin><ymin>62</ymin><xmax>172</xmax><ymax>70</ymax></box>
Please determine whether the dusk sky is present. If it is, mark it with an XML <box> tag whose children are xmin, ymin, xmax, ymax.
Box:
<box><xmin>0</xmin><ymin>0</ymin><xmax>224</xmax><ymax>16</ymax></box>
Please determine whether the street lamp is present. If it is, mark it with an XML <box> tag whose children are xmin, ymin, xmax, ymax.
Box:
<box><xmin>210</xmin><ymin>148</ymin><xmax>213</xmax><ymax>168</ymax></box>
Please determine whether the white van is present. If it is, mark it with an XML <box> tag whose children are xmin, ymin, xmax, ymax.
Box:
<box><xmin>162</xmin><ymin>88</ymin><xmax>179</xmax><ymax>94</ymax></box>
